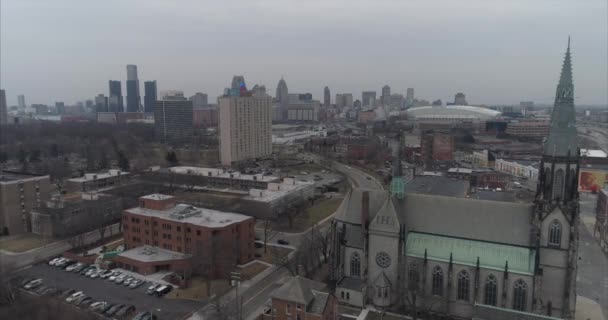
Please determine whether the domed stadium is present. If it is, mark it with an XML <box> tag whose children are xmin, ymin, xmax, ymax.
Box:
<box><xmin>406</xmin><ymin>105</ymin><xmax>502</xmax><ymax>121</ymax></box>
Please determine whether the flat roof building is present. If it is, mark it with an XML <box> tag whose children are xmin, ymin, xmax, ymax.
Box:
<box><xmin>0</xmin><ymin>171</ymin><xmax>51</xmax><ymax>235</ymax></box>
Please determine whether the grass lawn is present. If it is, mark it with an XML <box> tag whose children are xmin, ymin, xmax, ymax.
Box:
<box><xmin>238</xmin><ymin>261</ymin><xmax>269</xmax><ymax>280</ymax></box>
<box><xmin>0</xmin><ymin>234</ymin><xmax>56</xmax><ymax>253</ymax></box>
<box><xmin>305</xmin><ymin>197</ymin><xmax>344</xmax><ymax>224</ymax></box>
<box><xmin>284</xmin><ymin>163</ymin><xmax>326</xmax><ymax>175</ymax></box>
<box><xmin>268</xmin><ymin>196</ymin><xmax>344</xmax><ymax>233</ymax></box>
<box><xmin>166</xmin><ymin>277</ymin><xmax>231</xmax><ymax>301</ymax></box>
<box><xmin>256</xmin><ymin>246</ymin><xmax>293</xmax><ymax>265</ymax></box>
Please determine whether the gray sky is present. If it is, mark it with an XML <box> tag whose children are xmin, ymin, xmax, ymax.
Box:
<box><xmin>1</xmin><ymin>0</ymin><xmax>607</xmax><ymax>106</ymax></box>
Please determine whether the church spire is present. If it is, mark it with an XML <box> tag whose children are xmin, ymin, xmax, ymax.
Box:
<box><xmin>543</xmin><ymin>38</ymin><xmax>577</xmax><ymax>157</ymax></box>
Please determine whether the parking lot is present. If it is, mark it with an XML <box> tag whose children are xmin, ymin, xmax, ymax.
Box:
<box><xmin>16</xmin><ymin>262</ymin><xmax>204</xmax><ymax>319</ymax></box>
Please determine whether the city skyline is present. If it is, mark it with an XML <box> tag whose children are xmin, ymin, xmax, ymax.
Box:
<box><xmin>1</xmin><ymin>1</ymin><xmax>606</xmax><ymax>106</ymax></box>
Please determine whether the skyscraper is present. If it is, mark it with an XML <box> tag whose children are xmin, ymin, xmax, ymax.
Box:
<box><xmin>276</xmin><ymin>77</ymin><xmax>289</xmax><ymax>107</ymax></box>
<box><xmin>381</xmin><ymin>85</ymin><xmax>390</xmax><ymax>104</ymax></box>
<box><xmin>0</xmin><ymin>89</ymin><xmax>7</xmax><ymax>125</ymax></box>
<box><xmin>144</xmin><ymin>80</ymin><xmax>158</xmax><ymax>113</ymax></box>
<box><xmin>406</xmin><ymin>88</ymin><xmax>415</xmax><ymax>107</ymax></box>
<box><xmin>454</xmin><ymin>92</ymin><xmax>468</xmax><ymax>105</ymax></box>
<box><xmin>95</xmin><ymin>94</ymin><xmax>108</xmax><ymax>112</ymax></box>
<box><xmin>154</xmin><ymin>91</ymin><xmax>193</xmax><ymax>144</ymax></box>
<box><xmin>108</xmin><ymin>80</ymin><xmax>123</xmax><ymax>112</ymax></box>
<box><xmin>335</xmin><ymin>93</ymin><xmax>354</xmax><ymax>108</ymax></box>
<box><xmin>55</xmin><ymin>102</ymin><xmax>65</xmax><ymax>114</ymax></box>
<box><xmin>362</xmin><ymin>91</ymin><xmax>377</xmax><ymax>107</ymax></box>
<box><xmin>126</xmin><ymin>64</ymin><xmax>140</xmax><ymax>112</ymax></box>
<box><xmin>17</xmin><ymin>95</ymin><xmax>26</xmax><ymax>110</ymax></box>
<box><xmin>219</xmin><ymin>76</ymin><xmax>272</xmax><ymax>166</ymax></box>
<box><xmin>324</xmin><ymin>86</ymin><xmax>331</xmax><ymax>106</ymax></box>
<box><xmin>189</xmin><ymin>92</ymin><xmax>208</xmax><ymax>108</ymax></box>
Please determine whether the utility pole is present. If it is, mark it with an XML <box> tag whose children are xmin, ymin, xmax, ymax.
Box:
<box><xmin>231</xmin><ymin>271</ymin><xmax>242</xmax><ymax>320</ymax></box>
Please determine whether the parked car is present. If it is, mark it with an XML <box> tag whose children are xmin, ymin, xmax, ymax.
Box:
<box><xmin>100</xmin><ymin>270</ymin><xmax>115</xmax><ymax>279</ymax></box>
<box><xmin>99</xmin><ymin>303</ymin><xmax>115</xmax><ymax>313</ymax></box>
<box><xmin>146</xmin><ymin>284</ymin><xmax>159</xmax><ymax>295</ymax></box>
<box><xmin>34</xmin><ymin>285</ymin><xmax>48</xmax><ymax>294</ymax></box>
<box><xmin>24</xmin><ymin>279</ymin><xmax>43</xmax><ymax>290</ymax></box>
<box><xmin>41</xmin><ymin>287</ymin><xmax>58</xmax><ymax>296</ymax></box>
<box><xmin>89</xmin><ymin>301</ymin><xmax>105</xmax><ymax>311</ymax></box>
<box><xmin>78</xmin><ymin>297</ymin><xmax>93</xmax><ymax>306</ymax></box>
<box><xmin>66</xmin><ymin>262</ymin><xmax>82</xmax><ymax>272</ymax></box>
<box><xmin>108</xmin><ymin>272</ymin><xmax>122</xmax><ymax>281</ymax></box>
<box><xmin>106</xmin><ymin>304</ymin><xmax>125</xmax><ymax>316</ymax></box>
<box><xmin>60</xmin><ymin>289</ymin><xmax>76</xmax><ymax>298</ymax></box>
<box><xmin>90</xmin><ymin>270</ymin><xmax>103</xmax><ymax>279</ymax></box>
<box><xmin>123</xmin><ymin>277</ymin><xmax>133</xmax><ymax>286</ymax></box>
<box><xmin>129</xmin><ymin>279</ymin><xmax>144</xmax><ymax>289</ymax></box>
<box><xmin>132</xmin><ymin>311</ymin><xmax>151</xmax><ymax>320</ymax></box>
<box><xmin>80</xmin><ymin>265</ymin><xmax>95</xmax><ymax>275</ymax></box>
<box><xmin>155</xmin><ymin>285</ymin><xmax>172</xmax><ymax>296</ymax></box>
<box><xmin>115</xmin><ymin>274</ymin><xmax>127</xmax><ymax>284</ymax></box>
<box><xmin>277</xmin><ymin>239</ymin><xmax>289</xmax><ymax>245</ymax></box>
<box><xmin>72</xmin><ymin>295</ymin><xmax>88</xmax><ymax>305</ymax></box>
<box><xmin>116</xmin><ymin>305</ymin><xmax>136</xmax><ymax>317</ymax></box>
<box><xmin>85</xmin><ymin>268</ymin><xmax>97</xmax><ymax>277</ymax></box>
<box><xmin>73</xmin><ymin>263</ymin><xmax>87</xmax><ymax>273</ymax></box>
<box><xmin>48</xmin><ymin>258</ymin><xmax>60</xmax><ymax>266</ymax></box>
<box><xmin>254</xmin><ymin>242</ymin><xmax>263</xmax><ymax>248</ymax></box>
<box><xmin>53</xmin><ymin>258</ymin><xmax>67</xmax><ymax>267</ymax></box>
<box><xmin>66</xmin><ymin>291</ymin><xmax>84</xmax><ymax>303</ymax></box>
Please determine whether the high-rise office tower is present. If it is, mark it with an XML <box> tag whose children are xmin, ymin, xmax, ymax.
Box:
<box><xmin>324</xmin><ymin>86</ymin><xmax>331</xmax><ymax>106</ymax></box>
<box><xmin>406</xmin><ymin>88</ymin><xmax>415</xmax><ymax>107</ymax></box>
<box><xmin>219</xmin><ymin>76</ymin><xmax>272</xmax><ymax>166</ymax></box>
<box><xmin>381</xmin><ymin>85</ymin><xmax>390</xmax><ymax>104</ymax></box>
<box><xmin>55</xmin><ymin>102</ymin><xmax>65</xmax><ymax>114</ymax></box>
<box><xmin>189</xmin><ymin>92</ymin><xmax>208</xmax><ymax>108</ymax></box>
<box><xmin>276</xmin><ymin>77</ymin><xmax>289</xmax><ymax>107</ymax></box>
<box><xmin>144</xmin><ymin>80</ymin><xmax>158</xmax><ymax>113</ymax></box>
<box><xmin>108</xmin><ymin>80</ymin><xmax>123</xmax><ymax>112</ymax></box>
<box><xmin>154</xmin><ymin>91</ymin><xmax>193</xmax><ymax>144</ymax></box>
<box><xmin>454</xmin><ymin>92</ymin><xmax>468</xmax><ymax>105</ymax></box>
<box><xmin>126</xmin><ymin>64</ymin><xmax>141</xmax><ymax>112</ymax></box>
<box><xmin>95</xmin><ymin>94</ymin><xmax>108</xmax><ymax>112</ymax></box>
<box><xmin>0</xmin><ymin>89</ymin><xmax>7</xmax><ymax>125</ymax></box>
<box><xmin>335</xmin><ymin>93</ymin><xmax>354</xmax><ymax>108</ymax></box>
<box><xmin>17</xmin><ymin>95</ymin><xmax>26</xmax><ymax>110</ymax></box>
<box><xmin>362</xmin><ymin>91</ymin><xmax>377</xmax><ymax>107</ymax></box>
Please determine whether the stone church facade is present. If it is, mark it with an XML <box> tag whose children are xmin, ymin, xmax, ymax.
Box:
<box><xmin>330</xmin><ymin>41</ymin><xmax>579</xmax><ymax>320</ymax></box>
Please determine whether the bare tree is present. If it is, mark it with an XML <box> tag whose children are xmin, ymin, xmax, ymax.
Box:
<box><xmin>311</xmin><ymin>224</ymin><xmax>330</xmax><ymax>263</ymax></box>
<box><xmin>263</xmin><ymin>219</ymin><xmax>272</xmax><ymax>254</ymax></box>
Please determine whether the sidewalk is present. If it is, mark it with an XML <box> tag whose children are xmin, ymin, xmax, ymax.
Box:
<box><xmin>577</xmin><ymin>295</ymin><xmax>605</xmax><ymax>320</ymax></box>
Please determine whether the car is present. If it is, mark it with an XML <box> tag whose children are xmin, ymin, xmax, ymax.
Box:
<box><xmin>146</xmin><ymin>283</ymin><xmax>160</xmax><ymax>295</ymax></box>
<box><xmin>123</xmin><ymin>277</ymin><xmax>133</xmax><ymax>286</ymax></box>
<box><xmin>78</xmin><ymin>297</ymin><xmax>93</xmax><ymax>306</ymax></box>
<box><xmin>89</xmin><ymin>301</ymin><xmax>105</xmax><ymax>311</ymax></box>
<box><xmin>85</xmin><ymin>268</ymin><xmax>97</xmax><ymax>277</ymax></box>
<box><xmin>80</xmin><ymin>265</ymin><xmax>95</xmax><ymax>275</ymax></box>
<box><xmin>254</xmin><ymin>242</ymin><xmax>263</xmax><ymax>248</ymax></box>
<box><xmin>132</xmin><ymin>311</ymin><xmax>152</xmax><ymax>320</ymax></box>
<box><xmin>19</xmin><ymin>277</ymin><xmax>34</xmax><ymax>288</ymax></box>
<box><xmin>100</xmin><ymin>270</ymin><xmax>115</xmax><ymax>279</ymax></box>
<box><xmin>66</xmin><ymin>291</ymin><xmax>84</xmax><ymax>303</ymax></box>
<box><xmin>90</xmin><ymin>270</ymin><xmax>103</xmax><ymax>279</ymax></box>
<box><xmin>277</xmin><ymin>239</ymin><xmax>289</xmax><ymax>245</ymax></box>
<box><xmin>62</xmin><ymin>259</ymin><xmax>77</xmax><ymax>269</ymax></box>
<box><xmin>34</xmin><ymin>285</ymin><xmax>48</xmax><ymax>294</ymax></box>
<box><xmin>60</xmin><ymin>289</ymin><xmax>76</xmax><ymax>297</ymax></box>
<box><xmin>106</xmin><ymin>304</ymin><xmax>125</xmax><ymax>316</ymax></box>
<box><xmin>108</xmin><ymin>272</ymin><xmax>122</xmax><ymax>281</ymax></box>
<box><xmin>99</xmin><ymin>303</ymin><xmax>115</xmax><ymax>313</ymax></box>
<box><xmin>53</xmin><ymin>258</ymin><xmax>66</xmax><ymax>267</ymax></box>
<box><xmin>115</xmin><ymin>274</ymin><xmax>127</xmax><ymax>284</ymax></box>
<box><xmin>155</xmin><ymin>285</ymin><xmax>172</xmax><ymax>296</ymax></box>
<box><xmin>41</xmin><ymin>287</ymin><xmax>58</xmax><ymax>296</ymax></box>
<box><xmin>66</xmin><ymin>262</ymin><xmax>82</xmax><ymax>272</ymax></box>
<box><xmin>72</xmin><ymin>295</ymin><xmax>88</xmax><ymax>305</ymax></box>
<box><xmin>116</xmin><ymin>305</ymin><xmax>136</xmax><ymax>317</ymax></box>
<box><xmin>48</xmin><ymin>258</ymin><xmax>60</xmax><ymax>266</ymax></box>
<box><xmin>24</xmin><ymin>279</ymin><xmax>43</xmax><ymax>290</ymax></box>
<box><xmin>129</xmin><ymin>279</ymin><xmax>144</xmax><ymax>289</ymax></box>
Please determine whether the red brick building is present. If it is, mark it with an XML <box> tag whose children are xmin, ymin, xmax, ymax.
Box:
<box><xmin>122</xmin><ymin>194</ymin><xmax>255</xmax><ymax>278</ymax></box>
<box><xmin>262</xmin><ymin>276</ymin><xmax>336</xmax><ymax>320</ymax></box>
<box><xmin>193</xmin><ymin>107</ymin><xmax>218</xmax><ymax>127</ymax></box>
<box><xmin>420</xmin><ymin>131</ymin><xmax>454</xmax><ymax>165</ymax></box>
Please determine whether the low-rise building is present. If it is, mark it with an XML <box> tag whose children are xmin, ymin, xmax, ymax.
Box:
<box><xmin>595</xmin><ymin>188</ymin><xmax>608</xmax><ymax>251</ymax></box>
<box><xmin>0</xmin><ymin>171</ymin><xmax>51</xmax><ymax>235</ymax></box>
<box><xmin>261</xmin><ymin>276</ymin><xmax>336</xmax><ymax>320</ymax></box>
<box><xmin>66</xmin><ymin>169</ymin><xmax>131</xmax><ymax>193</ymax></box>
<box><xmin>122</xmin><ymin>194</ymin><xmax>255</xmax><ymax>278</ymax></box>
<box><xmin>495</xmin><ymin>159</ymin><xmax>539</xmax><ymax>180</ymax></box>
<box><xmin>30</xmin><ymin>192</ymin><xmax>122</xmax><ymax>238</ymax></box>
<box><xmin>165</xmin><ymin>166</ymin><xmax>280</xmax><ymax>190</ymax></box>
<box><xmin>506</xmin><ymin>120</ymin><xmax>550</xmax><ymax>138</ymax></box>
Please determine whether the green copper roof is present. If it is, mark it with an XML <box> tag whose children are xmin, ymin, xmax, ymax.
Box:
<box><xmin>406</xmin><ymin>232</ymin><xmax>536</xmax><ymax>275</ymax></box>
<box><xmin>544</xmin><ymin>38</ymin><xmax>578</xmax><ymax>157</ymax></box>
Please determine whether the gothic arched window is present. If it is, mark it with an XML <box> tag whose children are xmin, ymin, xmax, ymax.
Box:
<box><xmin>549</xmin><ymin>220</ymin><xmax>562</xmax><ymax>246</ymax></box>
<box><xmin>513</xmin><ymin>279</ymin><xmax>527</xmax><ymax>311</ymax></box>
<box><xmin>350</xmin><ymin>252</ymin><xmax>361</xmax><ymax>277</ymax></box>
<box><xmin>408</xmin><ymin>262</ymin><xmax>419</xmax><ymax>285</ymax></box>
<box><xmin>432</xmin><ymin>266</ymin><xmax>443</xmax><ymax>296</ymax></box>
<box><xmin>484</xmin><ymin>275</ymin><xmax>498</xmax><ymax>306</ymax></box>
<box><xmin>554</xmin><ymin>169</ymin><xmax>564</xmax><ymax>199</ymax></box>
<box><xmin>457</xmin><ymin>270</ymin><xmax>470</xmax><ymax>301</ymax></box>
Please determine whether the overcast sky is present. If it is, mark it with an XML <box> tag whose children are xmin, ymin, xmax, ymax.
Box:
<box><xmin>1</xmin><ymin>0</ymin><xmax>607</xmax><ymax>106</ymax></box>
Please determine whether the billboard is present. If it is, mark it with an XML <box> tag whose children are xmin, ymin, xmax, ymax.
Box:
<box><xmin>579</xmin><ymin>170</ymin><xmax>608</xmax><ymax>193</ymax></box>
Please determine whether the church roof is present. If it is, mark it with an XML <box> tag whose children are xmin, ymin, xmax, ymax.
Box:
<box><xmin>544</xmin><ymin>39</ymin><xmax>578</xmax><ymax>157</ymax></box>
<box><xmin>406</xmin><ymin>232</ymin><xmax>536</xmax><ymax>275</ymax></box>
<box><xmin>334</xmin><ymin>188</ymin><xmax>387</xmax><ymax>225</ymax></box>
<box><xmin>369</xmin><ymin>197</ymin><xmax>401</xmax><ymax>233</ymax></box>
<box><xmin>272</xmin><ymin>276</ymin><xmax>327</xmax><ymax>306</ymax></box>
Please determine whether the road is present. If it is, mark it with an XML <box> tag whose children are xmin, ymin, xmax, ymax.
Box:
<box><xmin>577</xmin><ymin>193</ymin><xmax>608</xmax><ymax>318</ymax></box>
<box><xmin>192</xmin><ymin>161</ymin><xmax>383</xmax><ymax>320</ymax></box>
<box><xmin>0</xmin><ymin>223</ymin><xmax>121</xmax><ymax>274</ymax></box>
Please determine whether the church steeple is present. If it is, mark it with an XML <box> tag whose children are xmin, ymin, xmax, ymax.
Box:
<box><xmin>543</xmin><ymin>38</ymin><xmax>577</xmax><ymax>157</ymax></box>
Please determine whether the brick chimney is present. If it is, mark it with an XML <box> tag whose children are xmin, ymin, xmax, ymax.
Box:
<box><xmin>361</xmin><ymin>191</ymin><xmax>370</xmax><ymax>230</ymax></box>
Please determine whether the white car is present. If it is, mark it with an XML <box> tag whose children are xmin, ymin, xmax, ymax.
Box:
<box><xmin>100</xmin><ymin>270</ymin><xmax>114</xmax><ymax>279</ymax></box>
<box><xmin>123</xmin><ymin>277</ymin><xmax>133</xmax><ymax>286</ymax></box>
<box><xmin>85</xmin><ymin>268</ymin><xmax>97</xmax><ymax>277</ymax></box>
<box><xmin>66</xmin><ymin>291</ymin><xmax>84</xmax><ymax>303</ymax></box>
<box><xmin>24</xmin><ymin>279</ymin><xmax>43</xmax><ymax>290</ymax></box>
<box><xmin>108</xmin><ymin>272</ymin><xmax>121</xmax><ymax>281</ymax></box>
<box><xmin>114</xmin><ymin>274</ymin><xmax>127</xmax><ymax>284</ymax></box>
<box><xmin>48</xmin><ymin>258</ymin><xmax>60</xmax><ymax>266</ymax></box>
<box><xmin>66</xmin><ymin>263</ymin><xmax>82</xmax><ymax>272</ymax></box>
<box><xmin>53</xmin><ymin>258</ymin><xmax>67</xmax><ymax>267</ymax></box>
<box><xmin>89</xmin><ymin>270</ymin><xmax>102</xmax><ymax>279</ymax></box>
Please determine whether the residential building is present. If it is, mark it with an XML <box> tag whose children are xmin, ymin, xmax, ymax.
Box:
<box><xmin>95</xmin><ymin>94</ymin><xmax>108</xmax><ymax>112</ymax></box>
<box><xmin>121</xmin><ymin>194</ymin><xmax>255</xmax><ymax>277</ymax></box>
<box><xmin>261</xmin><ymin>276</ymin><xmax>336</xmax><ymax>320</ymax></box>
<box><xmin>30</xmin><ymin>192</ymin><xmax>122</xmax><ymax>238</ymax></box>
<box><xmin>0</xmin><ymin>89</ymin><xmax>7</xmax><ymax>125</ymax></box>
<box><xmin>420</xmin><ymin>131</ymin><xmax>454</xmax><ymax>165</ymax></box>
<box><xmin>144</xmin><ymin>80</ymin><xmax>158</xmax><ymax>113</ymax></box>
<box><xmin>0</xmin><ymin>171</ymin><xmax>51</xmax><ymax>235</ymax></box>
<box><xmin>17</xmin><ymin>94</ymin><xmax>26</xmax><ymax>111</ymax></box>
<box><xmin>66</xmin><ymin>169</ymin><xmax>131</xmax><ymax>193</ymax></box>
<box><xmin>126</xmin><ymin>64</ymin><xmax>140</xmax><ymax>112</ymax></box>
<box><xmin>108</xmin><ymin>80</ymin><xmax>123</xmax><ymax>112</ymax></box>
<box><xmin>324</xmin><ymin>86</ymin><xmax>331</xmax><ymax>106</ymax></box>
<box><xmin>330</xmin><ymin>41</ymin><xmax>580</xmax><ymax>319</ymax></box>
<box><xmin>381</xmin><ymin>85</ymin><xmax>390</xmax><ymax>105</ymax></box>
<box><xmin>362</xmin><ymin>91</ymin><xmax>376</xmax><ymax>107</ymax></box>
<box><xmin>495</xmin><ymin>159</ymin><xmax>539</xmax><ymax>180</ymax></box>
<box><xmin>154</xmin><ymin>91</ymin><xmax>194</xmax><ymax>144</ymax></box>
<box><xmin>219</xmin><ymin>76</ymin><xmax>272</xmax><ymax>165</ymax></box>
<box><xmin>189</xmin><ymin>92</ymin><xmax>208</xmax><ymax>108</ymax></box>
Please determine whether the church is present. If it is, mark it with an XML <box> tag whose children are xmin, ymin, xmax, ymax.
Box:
<box><xmin>330</xmin><ymin>41</ymin><xmax>580</xmax><ymax>320</ymax></box>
